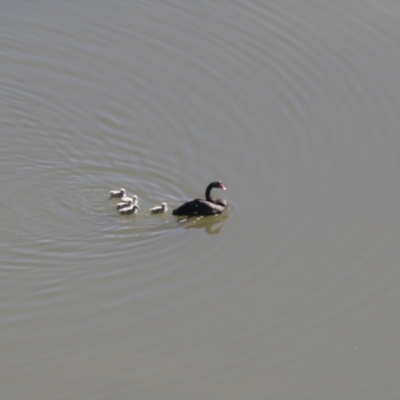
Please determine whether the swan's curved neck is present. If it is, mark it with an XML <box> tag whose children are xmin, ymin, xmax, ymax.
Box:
<box><xmin>205</xmin><ymin>184</ymin><xmax>216</xmax><ymax>203</ymax></box>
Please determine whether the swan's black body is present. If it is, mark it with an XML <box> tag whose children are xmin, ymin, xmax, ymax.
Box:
<box><xmin>172</xmin><ymin>181</ymin><xmax>227</xmax><ymax>216</ymax></box>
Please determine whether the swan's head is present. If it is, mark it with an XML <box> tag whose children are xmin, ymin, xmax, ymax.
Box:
<box><xmin>132</xmin><ymin>195</ymin><xmax>138</xmax><ymax>203</ymax></box>
<box><xmin>213</xmin><ymin>181</ymin><xmax>226</xmax><ymax>190</ymax></box>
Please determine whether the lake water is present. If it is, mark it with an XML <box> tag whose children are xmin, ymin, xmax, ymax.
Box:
<box><xmin>1</xmin><ymin>1</ymin><xmax>400</xmax><ymax>399</ymax></box>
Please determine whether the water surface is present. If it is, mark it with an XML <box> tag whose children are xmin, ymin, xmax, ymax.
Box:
<box><xmin>1</xmin><ymin>1</ymin><xmax>400</xmax><ymax>399</ymax></box>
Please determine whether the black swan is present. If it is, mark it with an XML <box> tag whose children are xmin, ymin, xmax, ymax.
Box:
<box><xmin>110</xmin><ymin>188</ymin><xmax>126</xmax><ymax>199</ymax></box>
<box><xmin>172</xmin><ymin>181</ymin><xmax>227</xmax><ymax>216</ymax></box>
<box><xmin>151</xmin><ymin>202</ymin><xmax>168</xmax><ymax>214</ymax></box>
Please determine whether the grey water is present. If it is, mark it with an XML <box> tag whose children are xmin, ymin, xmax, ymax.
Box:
<box><xmin>1</xmin><ymin>1</ymin><xmax>400</xmax><ymax>399</ymax></box>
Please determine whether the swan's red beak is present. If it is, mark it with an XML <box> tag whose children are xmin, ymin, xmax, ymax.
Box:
<box><xmin>220</xmin><ymin>183</ymin><xmax>226</xmax><ymax>190</ymax></box>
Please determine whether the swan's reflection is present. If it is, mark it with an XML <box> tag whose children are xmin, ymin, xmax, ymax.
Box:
<box><xmin>175</xmin><ymin>212</ymin><xmax>229</xmax><ymax>235</ymax></box>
